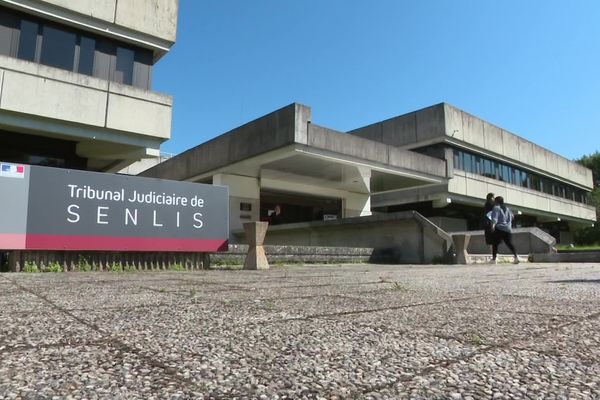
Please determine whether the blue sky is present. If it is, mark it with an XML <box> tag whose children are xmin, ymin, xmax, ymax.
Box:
<box><xmin>154</xmin><ymin>0</ymin><xmax>600</xmax><ymax>161</ymax></box>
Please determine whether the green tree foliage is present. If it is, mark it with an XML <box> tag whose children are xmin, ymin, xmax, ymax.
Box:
<box><xmin>574</xmin><ymin>151</ymin><xmax>600</xmax><ymax>245</ymax></box>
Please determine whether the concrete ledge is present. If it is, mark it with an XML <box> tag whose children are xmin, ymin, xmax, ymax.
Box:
<box><xmin>213</xmin><ymin>244</ymin><xmax>378</xmax><ymax>265</ymax></box>
<box><xmin>451</xmin><ymin>227</ymin><xmax>555</xmax><ymax>255</ymax></box>
<box><xmin>232</xmin><ymin>211</ymin><xmax>455</xmax><ymax>264</ymax></box>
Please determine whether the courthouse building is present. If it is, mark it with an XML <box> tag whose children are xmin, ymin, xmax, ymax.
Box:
<box><xmin>0</xmin><ymin>0</ymin><xmax>177</xmax><ymax>172</ymax></box>
<box><xmin>142</xmin><ymin>103</ymin><xmax>596</xmax><ymax>243</ymax></box>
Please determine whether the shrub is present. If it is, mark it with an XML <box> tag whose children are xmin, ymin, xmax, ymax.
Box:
<box><xmin>170</xmin><ymin>263</ymin><xmax>185</xmax><ymax>271</ymax></box>
<box><xmin>23</xmin><ymin>261</ymin><xmax>39</xmax><ymax>273</ymax></box>
<box><xmin>123</xmin><ymin>264</ymin><xmax>137</xmax><ymax>273</ymax></box>
<box><xmin>77</xmin><ymin>256</ymin><xmax>93</xmax><ymax>272</ymax></box>
<box><xmin>44</xmin><ymin>262</ymin><xmax>63</xmax><ymax>273</ymax></box>
<box><xmin>109</xmin><ymin>262</ymin><xmax>122</xmax><ymax>272</ymax></box>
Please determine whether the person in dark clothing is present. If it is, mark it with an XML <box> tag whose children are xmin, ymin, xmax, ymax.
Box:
<box><xmin>483</xmin><ymin>192</ymin><xmax>495</xmax><ymax>248</ymax></box>
<box><xmin>489</xmin><ymin>196</ymin><xmax>519</xmax><ymax>264</ymax></box>
<box><xmin>270</xmin><ymin>204</ymin><xmax>283</xmax><ymax>225</ymax></box>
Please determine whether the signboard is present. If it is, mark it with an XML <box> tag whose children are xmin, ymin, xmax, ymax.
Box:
<box><xmin>0</xmin><ymin>162</ymin><xmax>229</xmax><ymax>252</ymax></box>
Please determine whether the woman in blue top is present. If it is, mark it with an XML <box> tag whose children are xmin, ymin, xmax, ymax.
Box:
<box><xmin>489</xmin><ymin>196</ymin><xmax>519</xmax><ymax>264</ymax></box>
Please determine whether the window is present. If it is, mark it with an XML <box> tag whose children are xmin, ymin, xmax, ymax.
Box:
<box><xmin>450</xmin><ymin>146</ymin><xmax>588</xmax><ymax>204</ymax></box>
<box><xmin>40</xmin><ymin>25</ymin><xmax>76</xmax><ymax>70</ymax></box>
<box><xmin>78</xmin><ymin>36</ymin><xmax>95</xmax><ymax>76</ymax></box>
<box><xmin>463</xmin><ymin>152</ymin><xmax>473</xmax><ymax>173</ymax></box>
<box><xmin>0</xmin><ymin>12</ymin><xmax>18</xmax><ymax>56</ymax></box>
<box><xmin>0</xmin><ymin>6</ymin><xmax>153</xmax><ymax>89</ymax></box>
<box><xmin>17</xmin><ymin>19</ymin><xmax>38</xmax><ymax>61</ymax></box>
<box><xmin>114</xmin><ymin>46</ymin><xmax>134</xmax><ymax>85</ymax></box>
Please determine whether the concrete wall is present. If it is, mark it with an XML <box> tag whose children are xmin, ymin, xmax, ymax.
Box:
<box><xmin>141</xmin><ymin>103</ymin><xmax>305</xmax><ymax>181</ymax></box>
<box><xmin>309</xmin><ymin>124</ymin><xmax>447</xmax><ymax>178</ymax></box>
<box><xmin>350</xmin><ymin>103</ymin><xmax>593</xmax><ymax>190</ymax></box>
<box><xmin>443</xmin><ymin>104</ymin><xmax>592</xmax><ymax>189</ymax></box>
<box><xmin>8</xmin><ymin>0</ymin><xmax>178</xmax><ymax>50</ymax></box>
<box><xmin>349</xmin><ymin>103</ymin><xmax>446</xmax><ymax>147</ymax></box>
<box><xmin>453</xmin><ymin>227</ymin><xmax>556</xmax><ymax>255</ymax></box>
<box><xmin>233</xmin><ymin>211</ymin><xmax>454</xmax><ymax>264</ymax></box>
<box><xmin>213</xmin><ymin>174</ymin><xmax>260</xmax><ymax>232</ymax></box>
<box><xmin>0</xmin><ymin>55</ymin><xmax>172</xmax><ymax>148</ymax></box>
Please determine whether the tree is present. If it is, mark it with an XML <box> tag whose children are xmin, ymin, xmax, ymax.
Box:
<box><xmin>574</xmin><ymin>151</ymin><xmax>600</xmax><ymax>245</ymax></box>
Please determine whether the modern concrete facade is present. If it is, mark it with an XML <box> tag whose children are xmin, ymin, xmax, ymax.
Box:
<box><xmin>141</xmin><ymin>103</ymin><xmax>449</xmax><ymax>233</ymax></box>
<box><xmin>0</xmin><ymin>0</ymin><xmax>177</xmax><ymax>172</ymax></box>
<box><xmin>351</xmin><ymin>103</ymin><xmax>596</xmax><ymax>242</ymax></box>
<box><xmin>143</xmin><ymin>102</ymin><xmax>595</xmax><ymax>244</ymax></box>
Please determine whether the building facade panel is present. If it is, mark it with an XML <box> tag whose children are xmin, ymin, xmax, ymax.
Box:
<box><xmin>501</xmin><ymin>129</ymin><xmax>520</xmax><ymax>161</ymax></box>
<box><xmin>106</xmin><ymin>92</ymin><xmax>172</xmax><ymax>139</ymax></box>
<box><xmin>461</xmin><ymin>111</ymin><xmax>485</xmax><ymax>149</ymax></box>
<box><xmin>482</xmin><ymin>121</ymin><xmax>503</xmax><ymax>152</ymax></box>
<box><xmin>415</xmin><ymin>104</ymin><xmax>445</xmax><ymax>142</ymax></box>
<box><xmin>1</xmin><ymin>68</ymin><xmax>107</xmax><ymax>127</ymax></box>
<box><xmin>36</xmin><ymin>0</ymin><xmax>116</xmax><ymax>22</ymax></box>
<box><xmin>444</xmin><ymin>103</ymin><xmax>464</xmax><ymax>141</ymax></box>
<box><xmin>115</xmin><ymin>0</ymin><xmax>178</xmax><ymax>43</ymax></box>
<box><xmin>517</xmin><ymin>137</ymin><xmax>534</xmax><ymax>166</ymax></box>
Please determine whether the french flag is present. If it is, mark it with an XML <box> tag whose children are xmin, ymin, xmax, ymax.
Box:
<box><xmin>1</xmin><ymin>163</ymin><xmax>25</xmax><ymax>177</ymax></box>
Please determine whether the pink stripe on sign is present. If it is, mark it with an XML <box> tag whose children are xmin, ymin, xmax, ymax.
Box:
<box><xmin>0</xmin><ymin>233</ymin><xmax>27</xmax><ymax>249</ymax></box>
<box><xmin>25</xmin><ymin>235</ymin><xmax>228</xmax><ymax>252</ymax></box>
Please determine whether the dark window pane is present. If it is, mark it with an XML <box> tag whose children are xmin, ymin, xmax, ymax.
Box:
<box><xmin>94</xmin><ymin>39</ymin><xmax>113</xmax><ymax>81</ymax></box>
<box><xmin>78</xmin><ymin>36</ymin><xmax>95</xmax><ymax>75</ymax></box>
<box><xmin>17</xmin><ymin>19</ymin><xmax>38</xmax><ymax>61</ymax></box>
<box><xmin>114</xmin><ymin>46</ymin><xmax>134</xmax><ymax>85</ymax></box>
<box><xmin>133</xmin><ymin>48</ymin><xmax>153</xmax><ymax>89</ymax></box>
<box><xmin>0</xmin><ymin>12</ymin><xmax>18</xmax><ymax>56</ymax></box>
<box><xmin>453</xmin><ymin>149</ymin><xmax>460</xmax><ymax>170</ymax></box>
<box><xmin>463</xmin><ymin>153</ymin><xmax>472</xmax><ymax>173</ymax></box>
<box><xmin>483</xmin><ymin>159</ymin><xmax>492</xmax><ymax>178</ymax></box>
<box><xmin>40</xmin><ymin>25</ymin><xmax>76</xmax><ymax>70</ymax></box>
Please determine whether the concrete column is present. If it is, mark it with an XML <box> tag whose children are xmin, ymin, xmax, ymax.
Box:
<box><xmin>243</xmin><ymin>222</ymin><xmax>269</xmax><ymax>270</ymax></box>
<box><xmin>344</xmin><ymin>193</ymin><xmax>372</xmax><ymax>218</ymax></box>
<box><xmin>213</xmin><ymin>174</ymin><xmax>260</xmax><ymax>233</ymax></box>
<box><xmin>343</xmin><ymin>167</ymin><xmax>372</xmax><ymax>218</ymax></box>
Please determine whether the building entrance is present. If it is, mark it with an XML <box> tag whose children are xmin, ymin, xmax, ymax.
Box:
<box><xmin>260</xmin><ymin>190</ymin><xmax>342</xmax><ymax>225</ymax></box>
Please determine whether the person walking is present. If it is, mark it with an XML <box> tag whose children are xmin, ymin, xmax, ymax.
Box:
<box><xmin>489</xmin><ymin>196</ymin><xmax>519</xmax><ymax>264</ymax></box>
<box><xmin>483</xmin><ymin>192</ymin><xmax>495</xmax><ymax>250</ymax></box>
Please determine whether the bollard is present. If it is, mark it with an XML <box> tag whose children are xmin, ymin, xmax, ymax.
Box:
<box><xmin>453</xmin><ymin>234</ymin><xmax>471</xmax><ymax>264</ymax></box>
<box><xmin>243</xmin><ymin>222</ymin><xmax>269</xmax><ymax>270</ymax></box>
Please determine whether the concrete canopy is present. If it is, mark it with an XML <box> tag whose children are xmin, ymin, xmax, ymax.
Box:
<box><xmin>141</xmin><ymin>103</ymin><xmax>448</xmax><ymax>193</ymax></box>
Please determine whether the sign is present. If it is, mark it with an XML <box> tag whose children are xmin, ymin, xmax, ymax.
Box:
<box><xmin>0</xmin><ymin>163</ymin><xmax>229</xmax><ymax>252</ymax></box>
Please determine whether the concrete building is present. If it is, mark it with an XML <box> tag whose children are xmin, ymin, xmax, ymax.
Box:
<box><xmin>0</xmin><ymin>0</ymin><xmax>178</xmax><ymax>172</ymax></box>
<box><xmin>142</xmin><ymin>103</ymin><xmax>596</xmax><ymax>244</ymax></box>
<box><xmin>352</xmin><ymin>103</ymin><xmax>595</xmax><ymax>242</ymax></box>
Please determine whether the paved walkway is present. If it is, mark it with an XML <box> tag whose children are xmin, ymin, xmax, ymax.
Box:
<box><xmin>1</xmin><ymin>263</ymin><xmax>599</xmax><ymax>399</ymax></box>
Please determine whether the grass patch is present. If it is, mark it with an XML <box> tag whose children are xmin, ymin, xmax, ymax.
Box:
<box><xmin>556</xmin><ymin>245</ymin><xmax>600</xmax><ymax>252</ymax></box>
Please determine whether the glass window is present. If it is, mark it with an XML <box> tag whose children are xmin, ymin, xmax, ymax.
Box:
<box><xmin>17</xmin><ymin>19</ymin><xmax>38</xmax><ymax>61</ymax></box>
<box><xmin>40</xmin><ymin>25</ymin><xmax>76</xmax><ymax>70</ymax></box>
<box><xmin>0</xmin><ymin>12</ymin><xmax>18</xmax><ymax>57</ymax></box>
<box><xmin>114</xmin><ymin>46</ymin><xmax>134</xmax><ymax>85</ymax></box>
<box><xmin>521</xmin><ymin>170</ymin><xmax>530</xmax><ymax>188</ymax></box>
<box><xmin>133</xmin><ymin>48</ymin><xmax>153</xmax><ymax>89</ymax></box>
<box><xmin>453</xmin><ymin>149</ymin><xmax>461</xmax><ymax>170</ymax></box>
<box><xmin>78</xmin><ymin>36</ymin><xmax>95</xmax><ymax>76</ymax></box>
<box><xmin>463</xmin><ymin>153</ymin><xmax>473</xmax><ymax>173</ymax></box>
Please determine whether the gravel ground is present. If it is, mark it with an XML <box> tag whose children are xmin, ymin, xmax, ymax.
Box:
<box><xmin>1</xmin><ymin>262</ymin><xmax>599</xmax><ymax>399</ymax></box>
